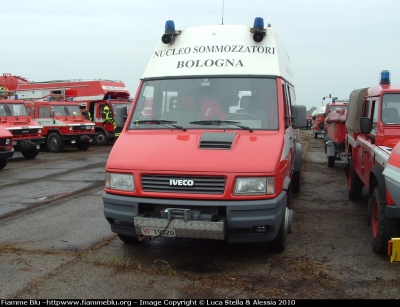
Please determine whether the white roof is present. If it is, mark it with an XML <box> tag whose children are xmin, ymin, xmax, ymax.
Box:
<box><xmin>143</xmin><ymin>23</ymin><xmax>294</xmax><ymax>84</ymax></box>
<box><xmin>312</xmin><ymin>106</ymin><xmax>326</xmax><ymax>116</ymax></box>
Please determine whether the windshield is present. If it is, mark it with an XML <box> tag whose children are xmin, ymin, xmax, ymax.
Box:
<box><xmin>0</xmin><ymin>103</ymin><xmax>30</xmax><ymax>116</ymax></box>
<box><xmin>51</xmin><ymin>105</ymin><xmax>81</xmax><ymax>116</ymax></box>
<box><xmin>382</xmin><ymin>93</ymin><xmax>400</xmax><ymax>124</ymax></box>
<box><xmin>128</xmin><ymin>77</ymin><xmax>278</xmax><ymax>130</ymax></box>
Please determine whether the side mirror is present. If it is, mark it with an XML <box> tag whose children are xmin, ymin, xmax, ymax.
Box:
<box><xmin>360</xmin><ymin>117</ymin><xmax>372</xmax><ymax>134</ymax></box>
<box><xmin>291</xmin><ymin>105</ymin><xmax>307</xmax><ymax>129</ymax></box>
<box><xmin>114</xmin><ymin>105</ymin><xmax>127</xmax><ymax>128</ymax></box>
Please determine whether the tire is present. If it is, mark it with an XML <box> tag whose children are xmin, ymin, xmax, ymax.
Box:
<box><xmin>76</xmin><ymin>141</ymin><xmax>90</xmax><ymax>151</ymax></box>
<box><xmin>21</xmin><ymin>149</ymin><xmax>39</xmax><ymax>159</ymax></box>
<box><xmin>95</xmin><ymin>131</ymin><xmax>108</xmax><ymax>146</ymax></box>
<box><xmin>0</xmin><ymin>159</ymin><xmax>7</xmax><ymax>169</ymax></box>
<box><xmin>314</xmin><ymin>132</ymin><xmax>317</xmax><ymax>139</ymax></box>
<box><xmin>47</xmin><ymin>132</ymin><xmax>64</xmax><ymax>153</ymax></box>
<box><xmin>369</xmin><ymin>186</ymin><xmax>400</xmax><ymax>254</ymax></box>
<box><xmin>268</xmin><ymin>207</ymin><xmax>289</xmax><ymax>252</ymax></box>
<box><xmin>291</xmin><ymin>170</ymin><xmax>300</xmax><ymax>193</ymax></box>
<box><xmin>347</xmin><ymin>158</ymin><xmax>364</xmax><ymax>200</ymax></box>
<box><xmin>117</xmin><ymin>234</ymin><xmax>148</xmax><ymax>244</ymax></box>
<box><xmin>327</xmin><ymin>155</ymin><xmax>335</xmax><ymax>168</ymax></box>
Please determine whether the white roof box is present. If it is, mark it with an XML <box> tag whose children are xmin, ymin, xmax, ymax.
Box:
<box><xmin>143</xmin><ymin>18</ymin><xmax>294</xmax><ymax>84</ymax></box>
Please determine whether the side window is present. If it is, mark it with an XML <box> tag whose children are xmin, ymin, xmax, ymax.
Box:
<box><xmin>39</xmin><ymin>106</ymin><xmax>50</xmax><ymax>118</ymax></box>
<box><xmin>371</xmin><ymin>100</ymin><xmax>378</xmax><ymax>135</ymax></box>
<box><xmin>282</xmin><ymin>83</ymin><xmax>291</xmax><ymax>126</ymax></box>
<box><xmin>362</xmin><ymin>99</ymin><xmax>370</xmax><ymax>117</ymax></box>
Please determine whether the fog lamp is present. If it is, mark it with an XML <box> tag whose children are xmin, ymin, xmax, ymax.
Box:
<box><xmin>254</xmin><ymin>226</ymin><xmax>267</xmax><ymax>233</ymax></box>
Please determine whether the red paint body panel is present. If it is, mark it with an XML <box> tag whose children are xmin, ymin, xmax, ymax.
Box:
<box><xmin>108</xmin><ymin>130</ymin><xmax>283</xmax><ymax>173</ymax></box>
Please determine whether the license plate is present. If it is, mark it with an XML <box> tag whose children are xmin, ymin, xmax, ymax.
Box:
<box><xmin>141</xmin><ymin>227</ymin><xmax>176</xmax><ymax>237</ymax></box>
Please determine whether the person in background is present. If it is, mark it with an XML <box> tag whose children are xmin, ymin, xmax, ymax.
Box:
<box><xmin>102</xmin><ymin>101</ymin><xmax>115</xmax><ymax>127</ymax></box>
<box><xmin>79</xmin><ymin>104</ymin><xmax>92</xmax><ymax>121</ymax></box>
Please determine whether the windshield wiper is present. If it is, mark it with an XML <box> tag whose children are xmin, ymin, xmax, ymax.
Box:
<box><xmin>189</xmin><ymin>120</ymin><xmax>253</xmax><ymax>132</ymax></box>
<box><xmin>133</xmin><ymin>120</ymin><xmax>186</xmax><ymax>131</ymax></box>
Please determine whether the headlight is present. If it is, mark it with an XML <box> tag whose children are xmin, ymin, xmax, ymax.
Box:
<box><xmin>5</xmin><ymin>138</ymin><xmax>10</xmax><ymax>145</ymax></box>
<box><xmin>234</xmin><ymin>177</ymin><xmax>275</xmax><ymax>195</ymax></box>
<box><xmin>38</xmin><ymin>128</ymin><xmax>42</xmax><ymax>134</ymax></box>
<box><xmin>105</xmin><ymin>172</ymin><xmax>134</xmax><ymax>191</ymax></box>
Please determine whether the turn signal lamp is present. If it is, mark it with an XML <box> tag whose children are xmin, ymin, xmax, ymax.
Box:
<box><xmin>161</xmin><ymin>20</ymin><xmax>181</xmax><ymax>45</ymax></box>
<box><xmin>380</xmin><ymin>70</ymin><xmax>391</xmax><ymax>84</ymax></box>
<box><xmin>250</xmin><ymin>17</ymin><xmax>266</xmax><ymax>43</ymax></box>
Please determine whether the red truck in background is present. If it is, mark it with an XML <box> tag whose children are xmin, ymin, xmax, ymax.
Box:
<box><xmin>324</xmin><ymin>100</ymin><xmax>349</xmax><ymax>167</ymax></box>
<box><xmin>23</xmin><ymin>96</ymin><xmax>96</xmax><ymax>152</ymax></box>
<box><xmin>7</xmin><ymin>74</ymin><xmax>132</xmax><ymax>146</ymax></box>
<box><xmin>345</xmin><ymin>70</ymin><xmax>400</xmax><ymax>254</ymax></box>
<box><xmin>311</xmin><ymin>106</ymin><xmax>326</xmax><ymax>139</ymax></box>
<box><xmin>0</xmin><ymin>125</ymin><xmax>14</xmax><ymax>169</ymax></box>
<box><xmin>0</xmin><ymin>91</ymin><xmax>45</xmax><ymax>159</ymax></box>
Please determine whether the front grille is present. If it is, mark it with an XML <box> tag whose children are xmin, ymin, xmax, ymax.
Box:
<box><xmin>0</xmin><ymin>138</ymin><xmax>9</xmax><ymax>146</ymax></box>
<box><xmin>142</xmin><ymin>175</ymin><xmax>226</xmax><ymax>194</ymax></box>
<box><xmin>10</xmin><ymin>128</ymin><xmax>39</xmax><ymax>138</ymax></box>
<box><xmin>72</xmin><ymin>125</ymin><xmax>91</xmax><ymax>132</ymax></box>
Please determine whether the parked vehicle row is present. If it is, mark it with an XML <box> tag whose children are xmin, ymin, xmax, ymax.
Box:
<box><xmin>313</xmin><ymin>70</ymin><xmax>400</xmax><ymax>260</ymax></box>
<box><xmin>0</xmin><ymin>90</ymin><xmax>45</xmax><ymax>167</ymax></box>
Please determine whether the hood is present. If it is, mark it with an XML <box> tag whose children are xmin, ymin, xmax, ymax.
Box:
<box><xmin>0</xmin><ymin>116</ymin><xmax>41</xmax><ymax>127</ymax></box>
<box><xmin>107</xmin><ymin>130</ymin><xmax>284</xmax><ymax>173</ymax></box>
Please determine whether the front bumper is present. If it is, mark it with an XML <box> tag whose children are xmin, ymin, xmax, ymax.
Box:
<box><xmin>62</xmin><ymin>133</ymin><xmax>97</xmax><ymax>141</ymax></box>
<box><xmin>13</xmin><ymin>137</ymin><xmax>46</xmax><ymax>150</ymax></box>
<box><xmin>103</xmin><ymin>191</ymin><xmax>288</xmax><ymax>243</ymax></box>
<box><xmin>0</xmin><ymin>149</ymin><xmax>14</xmax><ymax>160</ymax></box>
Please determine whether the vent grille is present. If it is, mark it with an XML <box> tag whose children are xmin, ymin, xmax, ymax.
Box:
<box><xmin>142</xmin><ymin>175</ymin><xmax>225</xmax><ymax>194</ymax></box>
<box><xmin>199</xmin><ymin>140</ymin><xmax>232</xmax><ymax>149</ymax></box>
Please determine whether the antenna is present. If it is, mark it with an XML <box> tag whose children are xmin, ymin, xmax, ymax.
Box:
<box><xmin>221</xmin><ymin>0</ymin><xmax>224</xmax><ymax>25</ymax></box>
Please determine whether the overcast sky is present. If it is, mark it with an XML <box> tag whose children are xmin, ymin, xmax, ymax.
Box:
<box><xmin>2</xmin><ymin>0</ymin><xmax>399</xmax><ymax>110</ymax></box>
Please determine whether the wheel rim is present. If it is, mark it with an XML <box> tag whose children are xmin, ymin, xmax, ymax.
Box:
<box><xmin>371</xmin><ymin>199</ymin><xmax>379</xmax><ymax>238</ymax></box>
<box><xmin>50</xmin><ymin>137</ymin><xmax>58</xmax><ymax>149</ymax></box>
<box><xmin>97</xmin><ymin>134</ymin><xmax>105</xmax><ymax>143</ymax></box>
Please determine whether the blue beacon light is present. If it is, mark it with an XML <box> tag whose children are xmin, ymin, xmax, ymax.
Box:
<box><xmin>250</xmin><ymin>17</ymin><xmax>266</xmax><ymax>43</ymax></box>
<box><xmin>161</xmin><ymin>20</ymin><xmax>181</xmax><ymax>45</ymax></box>
<box><xmin>380</xmin><ymin>70</ymin><xmax>390</xmax><ymax>84</ymax></box>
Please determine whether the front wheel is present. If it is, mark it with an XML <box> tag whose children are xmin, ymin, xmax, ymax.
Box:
<box><xmin>268</xmin><ymin>207</ymin><xmax>291</xmax><ymax>252</ymax></box>
<box><xmin>314</xmin><ymin>132</ymin><xmax>318</xmax><ymax>139</ymax></box>
<box><xmin>47</xmin><ymin>132</ymin><xmax>64</xmax><ymax>153</ymax></box>
<box><xmin>347</xmin><ymin>158</ymin><xmax>364</xmax><ymax>200</ymax></box>
<box><xmin>369</xmin><ymin>186</ymin><xmax>400</xmax><ymax>254</ymax></box>
<box><xmin>21</xmin><ymin>148</ymin><xmax>39</xmax><ymax>159</ymax></box>
<box><xmin>327</xmin><ymin>155</ymin><xmax>335</xmax><ymax>167</ymax></box>
<box><xmin>76</xmin><ymin>141</ymin><xmax>90</xmax><ymax>151</ymax></box>
<box><xmin>291</xmin><ymin>170</ymin><xmax>300</xmax><ymax>193</ymax></box>
<box><xmin>95</xmin><ymin>131</ymin><xmax>108</xmax><ymax>146</ymax></box>
<box><xmin>0</xmin><ymin>159</ymin><xmax>7</xmax><ymax>169</ymax></box>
